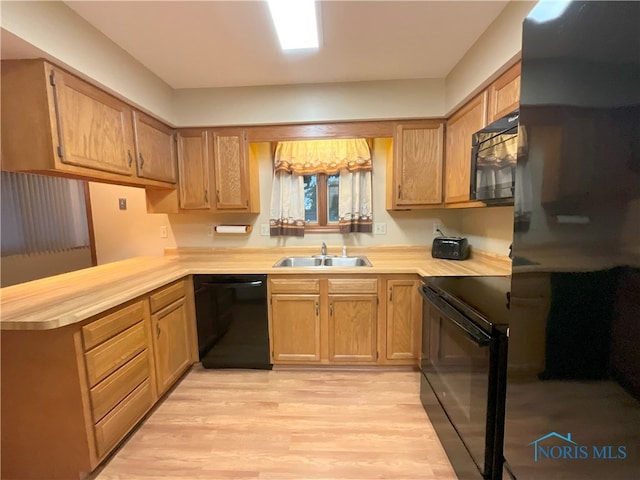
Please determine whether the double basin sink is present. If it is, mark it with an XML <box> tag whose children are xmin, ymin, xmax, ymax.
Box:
<box><xmin>273</xmin><ymin>256</ymin><xmax>372</xmax><ymax>268</ymax></box>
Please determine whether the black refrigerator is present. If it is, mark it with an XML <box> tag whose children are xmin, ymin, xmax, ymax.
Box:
<box><xmin>504</xmin><ymin>1</ymin><xmax>640</xmax><ymax>479</ymax></box>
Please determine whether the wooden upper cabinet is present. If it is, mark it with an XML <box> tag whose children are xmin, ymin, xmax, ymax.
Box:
<box><xmin>445</xmin><ymin>91</ymin><xmax>488</xmax><ymax>204</ymax></box>
<box><xmin>177</xmin><ymin>129</ymin><xmax>211</xmax><ymax>209</ymax></box>
<box><xmin>487</xmin><ymin>62</ymin><xmax>521</xmax><ymax>123</ymax></box>
<box><xmin>133</xmin><ymin>111</ymin><xmax>177</xmax><ymax>183</ymax></box>
<box><xmin>52</xmin><ymin>68</ymin><xmax>136</xmax><ymax>177</ymax></box>
<box><xmin>212</xmin><ymin>129</ymin><xmax>250</xmax><ymax>210</ymax></box>
<box><xmin>388</xmin><ymin>121</ymin><xmax>444</xmax><ymax>210</ymax></box>
<box><xmin>1</xmin><ymin>59</ymin><xmax>175</xmax><ymax>188</ymax></box>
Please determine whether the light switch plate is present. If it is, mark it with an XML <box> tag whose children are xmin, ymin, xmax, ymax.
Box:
<box><xmin>260</xmin><ymin>224</ymin><xmax>270</xmax><ymax>236</ymax></box>
<box><xmin>118</xmin><ymin>198</ymin><xmax>127</xmax><ymax>210</ymax></box>
<box><xmin>207</xmin><ymin>226</ymin><xmax>214</xmax><ymax>237</ymax></box>
<box><xmin>160</xmin><ymin>226</ymin><xmax>168</xmax><ymax>238</ymax></box>
<box><xmin>374</xmin><ymin>223</ymin><xmax>387</xmax><ymax>235</ymax></box>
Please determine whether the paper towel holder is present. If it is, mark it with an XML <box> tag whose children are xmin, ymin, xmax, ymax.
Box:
<box><xmin>214</xmin><ymin>225</ymin><xmax>252</xmax><ymax>234</ymax></box>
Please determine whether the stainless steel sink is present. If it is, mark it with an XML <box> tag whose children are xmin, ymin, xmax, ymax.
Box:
<box><xmin>273</xmin><ymin>257</ymin><xmax>323</xmax><ymax>267</ymax></box>
<box><xmin>322</xmin><ymin>256</ymin><xmax>372</xmax><ymax>267</ymax></box>
<box><xmin>273</xmin><ymin>256</ymin><xmax>372</xmax><ymax>268</ymax></box>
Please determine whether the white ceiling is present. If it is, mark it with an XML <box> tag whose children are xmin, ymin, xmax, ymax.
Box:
<box><xmin>59</xmin><ymin>0</ymin><xmax>509</xmax><ymax>89</ymax></box>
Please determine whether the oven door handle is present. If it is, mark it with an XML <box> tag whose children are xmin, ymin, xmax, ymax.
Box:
<box><xmin>419</xmin><ymin>286</ymin><xmax>491</xmax><ymax>347</ymax></box>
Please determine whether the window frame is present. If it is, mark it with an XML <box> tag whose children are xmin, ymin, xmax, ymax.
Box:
<box><xmin>304</xmin><ymin>173</ymin><xmax>341</xmax><ymax>234</ymax></box>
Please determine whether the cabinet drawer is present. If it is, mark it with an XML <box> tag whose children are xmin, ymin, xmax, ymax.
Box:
<box><xmin>82</xmin><ymin>301</ymin><xmax>146</xmax><ymax>351</ymax></box>
<box><xmin>149</xmin><ymin>280</ymin><xmax>185</xmax><ymax>313</ymax></box>
<box><xmin>270</xmin><ymin>278</ymin><xmax>320</xmax><ymax>294</ymax></box>
<box><xmin>85</xmin><ymin>322</ymin><xmax>146</xmax><ymax>388</ymax></box>
<box><xmin>90</xmin><ymin>350</ymin><xmax>149</xmax><ymax>423</ymax></box>
<box><xmin>328</xmin><ymin>278</ymin><xmax>378</xmax><ymax>294</ymax></box>
<box><xmin>94</xmin><ymin>379</ymin><xmax>152</xmax><ymax>458</ymax></box>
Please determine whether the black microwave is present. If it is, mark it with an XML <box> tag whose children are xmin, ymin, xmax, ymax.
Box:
<box><xmin>470</xmin><ymin>110</ymin><xmax>519</xmax><ymax>205</ymax></box>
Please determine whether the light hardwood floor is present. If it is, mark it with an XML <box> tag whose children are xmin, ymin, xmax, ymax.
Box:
<box><xmin>93</xmin><ymin>366</ymin><xmax>456</xmax><ymax>480</ymax></box>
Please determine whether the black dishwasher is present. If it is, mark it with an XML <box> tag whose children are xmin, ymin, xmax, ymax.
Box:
<box><xmin>194</xmin><ymin>274</ymin><xmax>271</xmax><ymax>369</ymax></box>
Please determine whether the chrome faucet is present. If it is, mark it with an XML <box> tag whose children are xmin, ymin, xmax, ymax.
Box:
<box><xmin>321</xmin><ymin>242</ymin><xmax>327</xmax><ymax>256</ymax></box>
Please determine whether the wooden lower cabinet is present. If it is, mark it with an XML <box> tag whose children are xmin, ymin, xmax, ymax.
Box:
<box><xmin>328</xmin><ymin>295</ymin><xmax>378</xmax><ymax>363</ymax></box>
<box><xmin>270</xmin><ymin>294</ymin><xmax>321</xmax><ymax>362</ymax></box>
<box><xmin>151</xmin><ymin>297</ymin><xmax>192</xmax><ymax>395</ymax></box>
<box><xmin>385</xmin><ymin>277</ymin><xmax>422</xmax><ymax>362</ymax></box>
<box><xmin>269</xmin><ymin>275</ymin><xmax>421</xmax><ymax>366</ymax></box>
<box><xmin>0</xmin><ymin>277</ymin><xmax>197</xmax><ymax>480</ymax></box>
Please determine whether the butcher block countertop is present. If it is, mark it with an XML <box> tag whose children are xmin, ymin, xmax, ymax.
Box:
<box><xmin>0</xmin><ymin>246</ymin><xmax>511</xmax><ymax>331</ymax></box>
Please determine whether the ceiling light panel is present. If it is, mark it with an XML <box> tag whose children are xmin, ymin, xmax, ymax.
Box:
<box><xmin>268</xmin><ymin>0</ymin><xmax>320</xmax><ymax>51</ymax></box>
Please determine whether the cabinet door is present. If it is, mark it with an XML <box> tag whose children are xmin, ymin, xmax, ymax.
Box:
<box><xmin>270</xmin><ymin>294</ymin><xmax>321</xmax><ymax>363</ymax></box>
<box><xmin>445</xmin><ymin>92</ymin><xmax>487</xmax><ymax>204</ymax></box>
<box><xmin>390</xmin><ymin>122</ymin><xmax>444</xmax><ymax>209</ymax></box>
<box><xmin>487</xmin><ymin>63</ymin><xmax>521</xmax><ymax>123</ymax></box>
<box><xmin>133</xmin><ymin>111</ymin><xmax>177</xmax><ymax>183</ymax></box>
<box><xmin>151</xmin><ymin>297</ymin><xmax>191</xmax><ymax>396</ymax></box>
<box><xmin>328</xmin><ymin>295</ymin><xmax>377</xmax><ymax>363</ymax></box>
<box><xmin>177</xmin><ymin>129</ymin><xmax>210</xmax><ymax>209</ymax></box>
<box><xmin>51</xmin><ymin>68</ymin><xmax>135</xmax><ymax>176</ymax></box>
<box><xmin>386</xmin><ymin>279</ymin><xmax>422</xmax><ymax>361</ymax></box>
<box><xmin>212</xmin><ymin>129</ymin><xmax>249</xmax><ymax>210</ymax></box>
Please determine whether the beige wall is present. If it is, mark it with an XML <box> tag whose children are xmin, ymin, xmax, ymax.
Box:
<box><xmin>0</xmin><ymin>1</ymin><xmax>175</xmax><ymax>123</ymax></box>
<box><xmin>445</xmin><ymin>0</ymin><xmax>535</xmax><ymax>114</ymax></box>
<box><xmin>88</xmin><ymin>182</ymin><xmax>175</xmax><ymax>264</ymax></box>
<box><xmin>458</xmin><ymin>206</ymin><xmax>514</xmax><ymax>258</ymax></box>
<box><xmin>1</xmin><ymin>248</ymin><xmax>93</xmax><ymax>287</ymax></box>
<box><xmin>173</xmin><ymin>79</ymin><xmax>445</xmax><ymax>127</ymax></box>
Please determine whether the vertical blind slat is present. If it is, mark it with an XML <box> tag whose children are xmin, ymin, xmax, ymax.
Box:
<box><xmin>0</xmin><ymin>172</ymin><xmax>90</xmax><ymax>256</ymax></box>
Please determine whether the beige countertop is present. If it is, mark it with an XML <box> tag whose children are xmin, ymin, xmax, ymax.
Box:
<box><xmin>0</xmin><ymin>246</ymin><xmax>511</xmax><ymax>331</ymax></box>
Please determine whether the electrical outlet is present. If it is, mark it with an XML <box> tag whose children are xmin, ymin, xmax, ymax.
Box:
<box><xmin>206</xmin><ymin>226</ymin><xmax>214</xmax><ymax>237</ymax></box>
<box><xmin>160</xmin><ymin>226</ymin><xmax>168</xmax><ymax>238</ymax></box>
<box><xmin>433</xmin><ymin>222</ymin><xmax>442</xmax><ymax>235</ymax></box>
<box><xmin>374</xmin><ymin>223</ymin><xmax>387</xmax><ymax>235</ymax></box>
<box><xmin>118</xmin><ymin>198</ymin><xmax>127</xmax><ymax>210</ymax></box>
<box><xmin>260</xmin><ymin>224</ymin><xmax>270</xmax><ymax>236</ymax></box>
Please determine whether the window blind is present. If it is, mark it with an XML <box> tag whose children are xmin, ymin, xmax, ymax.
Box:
<box><xmin>1</xmin><ymin>172</ymin><xmax>90</xmax><ymax>256</ymax></box>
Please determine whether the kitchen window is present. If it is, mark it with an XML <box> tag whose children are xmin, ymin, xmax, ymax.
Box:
<box><xmin>304</xmin><ymin>173</ymin><xmax>340</xmax><ymax>232</ymax></box>
<box><xmin>270</xmin><ymin>138</ymin><xmax>373</xmax><ymax>237</ymax></box>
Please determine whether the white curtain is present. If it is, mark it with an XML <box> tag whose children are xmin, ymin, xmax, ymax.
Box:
<box><xmin>269</xmin><ymin>171</ymin><xmax>306</xmax><ymax>237</ymax></box>
<box><xmin>1</xmin><ymin>172</ymin><xmax>89</xmax><ymax>256</ymax></box>
<box><xmin>338</xmin><ymin>169</ymin><xmax>373</xmax><ymax>233</ymax></box>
